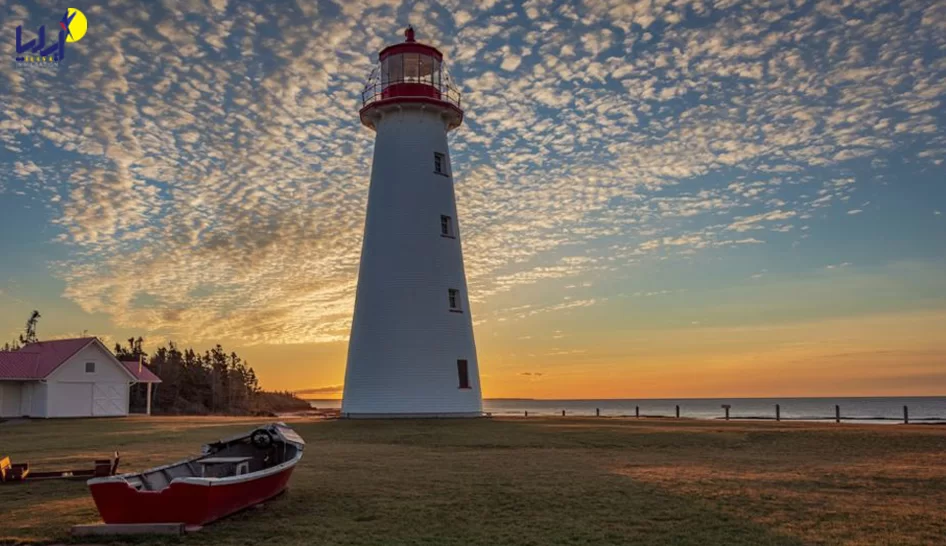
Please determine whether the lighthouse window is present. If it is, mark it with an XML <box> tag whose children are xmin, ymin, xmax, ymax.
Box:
<box><xmin>434</xmin><ymin>152</ymin><xmax>447</xmax><ymax>175</ymax></box>
<box><xmin>440</xmin><ymin>215</ymin><xmax>455</xmax><ymax>238</ymax></box>
<box><xmin>403</xmin><ymin>53</ymin><xmax>420</xmax><ymax>82</ymax></box>
<box><xmin>448</xmin><ymin>289</ymin><xmax>461</xmax><ymax>312</ymax></box>
<box><xmin>418</xmin><ymin>55</ymin><xmax>434</xmax><ymax>84</ymax></box>
<box><xmin>457</xmin><ymin>360</ymin><xmax>470</xmax><ymax>389</ymax></box>
<box><xmin>384</xmin><ymin>55</ymin><xmax>403</xmax><ymax>84</ymax></box>
<box><xmin>432</xmin><ymin>58</ymin><xmax>442</xmax><ymax>88</ymax></box>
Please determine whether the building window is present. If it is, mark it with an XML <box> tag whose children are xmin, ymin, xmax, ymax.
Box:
<box><xmin>85</xmin><ymin>362</ymin><xmax>95</xmax><ymax>373</ymax></box>
<box><xmin>457</xmin><ymin>359</ymin><xmax>470</xmax><ymax>389</ymax></box>
<box><xmin>448</xmin><ymin>289</ymin><xmax>461</xmax><ymax>312</ymax></box>
<box><xmin>434</xmin><ymin>152</ymin><xmax>447</xmax><ymax>175</ymax></box>
<box><xmin>440</xmin><ymin>215</ymin><xmax>454</xmax><ymax>238</ymax></box>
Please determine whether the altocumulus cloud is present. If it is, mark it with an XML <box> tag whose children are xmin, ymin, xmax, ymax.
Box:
<box><xmin>0</xmin><ymin>0</ymin><xmax>944</xmax><ymax>345</ymax></box>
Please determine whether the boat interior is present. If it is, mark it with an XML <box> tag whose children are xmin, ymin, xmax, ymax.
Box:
<box><xmin>123</xmin><ymin>427</ymin><xmax>301</xmax><ymax>492</ymax></box>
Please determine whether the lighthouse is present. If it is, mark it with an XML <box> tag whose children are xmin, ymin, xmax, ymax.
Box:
<box><xmin>341</xmin><ymin>27</ymin><xmax>483</xmax><ymax>418</ymax></box>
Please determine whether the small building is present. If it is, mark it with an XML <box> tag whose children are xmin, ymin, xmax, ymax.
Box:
<box><xmin>0</xmin><ymin>337</ymin><xmax>161</xmax><ymax>418</ymax></box>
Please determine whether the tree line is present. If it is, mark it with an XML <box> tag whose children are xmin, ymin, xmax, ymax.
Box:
<box><xmin>116</xmin><ymin>337</ymin><xmax>266</xmax><ymax>415</ymax></box>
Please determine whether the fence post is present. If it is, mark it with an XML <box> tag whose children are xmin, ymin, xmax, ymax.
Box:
<box><xmin>722</xmin><ymin>404</ymin><xmax>731</xmax><ymax>421</ymax></box>
<box><xmin>635</xmin><ymin>405</ymin><xmax>639</xmax><ymax>419</ymax></box>
<box><xmin>904</xmin><ymin>405</ymin><xmax>909</xmax><ymax>424</ymax></box>
<box><xmin>596</xmin><ymin>408</ymin><xmax>600</xmax><ymax>417</ymax></box>
<box><xmin>835</xmin><ymin>405</ymin><xmax>840</xmax><ymax>423</ymax></box>
<box><xmin>562</xmin><ymin>410</ymin><xmax>566</xmax><ymax>417</ymax></box>
<box><xmin>776</xmin><ymin>404</ymin><xmax>780</xmax><ymax>422</ymax></box>
<box><xmin>524</xmin><ymin>410</ymin><xmax>528</xmax><ymax>418</ymax></box>
<box><xmin>675</xmin><ymin>405</ymin><xmax>680</xmax><ymax>419</ymax></box>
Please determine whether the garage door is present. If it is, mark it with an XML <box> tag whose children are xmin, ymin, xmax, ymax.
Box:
<box><xmin>93</xmin><ymin>383</ymin><xmax>127</xmax><ymax>416</ymax></box>
<box><xmin>49</xmin><ymin>382</ymin><xmax>93</xmax><ymax>417</ymax></box>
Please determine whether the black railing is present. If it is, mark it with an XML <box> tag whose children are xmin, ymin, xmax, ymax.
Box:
<box><xmin>361</xmin><ymin>69</ymin><xmax>462</xmax><ymax>110</ymax></box>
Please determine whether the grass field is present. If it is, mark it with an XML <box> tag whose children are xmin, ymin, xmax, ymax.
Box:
<box><xmin>1</xmin><ymin>416</ymin><xmax>945</xmax><ymax>545</ymax></box>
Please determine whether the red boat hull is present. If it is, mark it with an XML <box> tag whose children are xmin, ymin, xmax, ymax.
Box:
<box><xmin>88</xmin><ymin>463</ymin><xmax>296</xmax><ymax>526</ymax></box>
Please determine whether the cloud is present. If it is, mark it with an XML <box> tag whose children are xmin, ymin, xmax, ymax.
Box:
<box><xmin>295</xmin><ymin>385</ymin><xmax>344</xmax><ymax>396</ymax></box>
<box><xmin>726</xmin><ymin>210</ymin><xmax>797</xmax><ymax>233</ymax></box>
<box><xmin>1</xmin><ymin>0</ymin><xmax>943</xmax><ymax>347</ymax></box>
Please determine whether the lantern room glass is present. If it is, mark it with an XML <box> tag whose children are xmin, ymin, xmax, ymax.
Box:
<box><xmin>403</xmin><ymin>53</ymin><xmax>419</xmax><ymax>82</ymax></box>
<box><xmin>383</xmin><ymin>54</ymin><xmax>402</xmax><ymax>85</ymax></box>
<box><xmin>382</xmin><ymin>53</ymin><xmax>441</xmax><ymax>87</ymax></box>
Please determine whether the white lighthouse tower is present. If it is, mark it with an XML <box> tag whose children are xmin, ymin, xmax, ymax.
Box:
<box><xmin>342</xmin><ymin>27</ymin><xmax>483</xmax><ymax>418</ymax></box>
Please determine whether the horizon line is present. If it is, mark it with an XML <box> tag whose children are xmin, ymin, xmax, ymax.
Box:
<box><xmin>299</xmin><ymin>394</ymin><xmax>946</xmax><ymax>401</ymax></box>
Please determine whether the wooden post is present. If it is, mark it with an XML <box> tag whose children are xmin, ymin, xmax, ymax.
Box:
<box><xmin>722</xmin><ymin>404</ymin><xmax>731</xmax><ymax>421</ymax></box>
<box><xmin>596</xmin><ymin>408</ymin><xmax>600</xmax><ymax>417</ymax></box>
<box><xmin>562</xmin><ymin>410</ymin><xmax>565</xmax><ymax>417</ymax></box>
<box><xmin>524</xmin><ymin>410</ymin><xmax>528</xmax><ymax>418</ymax></box>
<box><xmin>775</xmin><ymin>404</ymin><xmax>780</xmax><ymax>422</ymax></box>
<box><xmin>903</xmin><ymin>405</ymin><xmax>909</xmax><ymax>424</ymax></box>
<box><xmin>675</xmin><ymin>405</ymin><xmax>680</xmax><ymax>419</ymax></box>
<box><xmin>146</xmin><ymin>382</ymin><xmax>152</xmax><ymax>416</ymax></box>
<box><xmin>635</xmin><ymin>405</ymin><xmax>639</xmax><ymax>419</ymax></box>
<box><xmin>835</xmin><ymin>404</ymin><xmax>840</xmax><ymax>423</ymax></box>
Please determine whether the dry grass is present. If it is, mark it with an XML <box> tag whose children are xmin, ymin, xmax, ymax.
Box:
<box><xmin>1</xmin><ymin>416</ymin><xmax>944</xmax><ymax>545</ymax></box>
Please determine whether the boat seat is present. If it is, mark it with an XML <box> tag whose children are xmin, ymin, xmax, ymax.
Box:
<box><xmin>131</xmin><ymin>464</ymin><xmax>196</xmax><ymax>491</ymax></box>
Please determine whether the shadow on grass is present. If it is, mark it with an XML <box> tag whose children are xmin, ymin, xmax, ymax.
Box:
<box><xmin>295</xmin><ymin>417</ymin><xmax>765</xmax><ymax>453</ymax></box>
<box><xmin>297</xmin><ymin>417</ymin><xmax>946</xmax><ymax>459</ymax></box>
<box><xmin>178</xmin><ymin>460</ymin><xmax>805</xmax><ymax>546</ymax></box>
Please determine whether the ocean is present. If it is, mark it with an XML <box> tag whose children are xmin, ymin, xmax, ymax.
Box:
<box><xmin>306</xmin><ymin>396</ymin><xmax>946</xmax><ymax>423</ymax></box>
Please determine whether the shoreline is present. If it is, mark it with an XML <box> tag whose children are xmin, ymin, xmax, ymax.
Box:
<box><xmin>274</xmin><ymin>409</ymin><xmax>946</xmax><ymax>425</ymax></box>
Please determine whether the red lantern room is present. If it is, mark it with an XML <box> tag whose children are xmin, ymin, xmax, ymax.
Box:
<box><xmin>360</xmin><ymin>26</ymin><xmax>463</xmax><ymax>131</ymax></box>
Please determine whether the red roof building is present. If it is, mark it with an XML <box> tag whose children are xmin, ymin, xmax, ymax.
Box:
<box><xmin>0</xmin><ymin>337</ymin><xmax>161</xmax><ymax>418</ymax></box>
<box><xmin>119</xmin><ymin>359</ymin><xmax>163</xmax><ymax>384</ymax></box>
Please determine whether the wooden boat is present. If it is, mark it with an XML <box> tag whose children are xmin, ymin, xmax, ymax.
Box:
<box><xmin>87</xmin><ymin>423</ymin><xmax>304</xmax><ymax>526</ymax></box>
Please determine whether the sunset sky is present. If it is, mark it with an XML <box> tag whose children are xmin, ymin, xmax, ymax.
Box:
<box><xmin>1</xmin><ymin>0</ymin><xmax>944</xmax><ymax>399</ymax></box>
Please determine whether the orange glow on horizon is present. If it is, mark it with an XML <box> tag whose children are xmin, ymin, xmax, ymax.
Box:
<box><xmin>248</xmin><ymin>308</ymin><xmax>946</xmax><ymax>400</ymax></box>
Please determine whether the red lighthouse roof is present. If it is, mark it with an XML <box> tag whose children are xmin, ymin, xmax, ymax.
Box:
<box><xmin>378</xmin><ymin>26</ymin><xmax>443</xmax><ymax>62</ymax></box>
<box><xmin>360</xmin><ymin>27</ymin><xmax>463</xmax><ymax>132</ymax></box>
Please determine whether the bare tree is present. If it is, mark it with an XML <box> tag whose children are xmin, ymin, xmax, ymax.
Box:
<box><xmin>19</xmin><ymin>310</ymin><xmax>41</xmax><ymax>345</ymax></box>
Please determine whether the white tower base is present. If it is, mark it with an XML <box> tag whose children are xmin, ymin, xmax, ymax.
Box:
<box><xmin>342</xmin><ymin>105</ymin><xmax>483</xmax><ymax>418</ymax></box>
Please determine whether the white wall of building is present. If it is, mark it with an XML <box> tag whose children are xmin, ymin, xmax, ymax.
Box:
<box><xmin>44</xmin><ymin>342</ymin><xmax>130</xmax><ymax>418</ymax></box>
<box><xmin>0</xmin><ymin>382</ymin><xmax>22</xmax><ymax>417</ymax></box>
<box><xmin>343</xmin><ymin>105</ymin><xmax>483</xmax><ymax>416</ymax></box>
<box><xmin>48</xmin><ymin>382</ymin><xmax>93</xmax><ymax>417</ymax></box>
<box><xmin>27</xmin><ymin>382</ymin><xmax>46</xmax><ymax>417</ymax></box>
